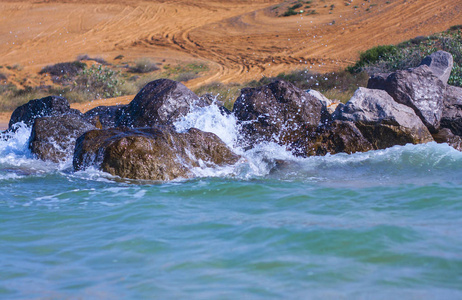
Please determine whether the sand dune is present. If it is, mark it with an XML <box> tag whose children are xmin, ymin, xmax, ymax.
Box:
<box><xmin>0</xmin><ymin>0</ymin><xmax>461</xmax><ymax>126</ymax></box>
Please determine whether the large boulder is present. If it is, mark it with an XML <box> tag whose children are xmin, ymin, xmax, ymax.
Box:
<box><xmin>73</xmin><ymin>126</ymin><xmax>241</xmax><ymax>181</ymax></box>
<box><xmin>83</xmin><ymin>105</ymin><xmax>124</xmax><ymax>129</ymax></box>
<box><xmin>441</xmin><ymin>85</ymin><xmax>462</xmax><ymax>136</ymax></box>
<box><xmin>233</xmin><ymin>80</ymin><xmax>323</xmax><ymax>146</ymax></box>
<box><xmin>9</xmin><ymin>96</ymin><xmax>79</xmax><ymax>128</ymax></box>
<box><xmin>336</xmin><ymin>87</ymin><xmax>433</xmax><ymax>149</ymax></box>
<box><xmin>385</xmin><ymin>65</ymin><xmax>446</xmax><ymax>133</ymax></box>
<box><xmin>30</xmin><ymin>114</ymin><xmax>96</xmax><ymax>162</ymax></box>
<box><xmin>116</xmin><ymin>79</ymin><xmax>204</xmax><ymax>128</ymax></box>
<box><xmin>290</xmin><ymin>120</ymin><xmax>373</xmax><ymax>156</ymax></box>
<box><xmin>419</xmin><ymin>50</ymin><xmax>453</xmax><ymax>84</ymax></box>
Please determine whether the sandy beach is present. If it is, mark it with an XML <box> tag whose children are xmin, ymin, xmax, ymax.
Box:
<box><xmin>1</xmin><ymin>0</ymin><xmax>461</xmax><ymax>126</ymax></box>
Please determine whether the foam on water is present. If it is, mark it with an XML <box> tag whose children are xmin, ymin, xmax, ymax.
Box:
<box><xmin>174</xmin><ymin>103</ymin><xmax>462</xmax><ymax>184</ymax></box>
<box><xmin>2</xmin><ymin>103</ymin><xmax>462</xmax><ymax>184</ymax></box>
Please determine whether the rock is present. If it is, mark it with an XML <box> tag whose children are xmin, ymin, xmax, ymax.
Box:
<box><xmin>290</xmin><ymin>120</ymin><xmax>373</xmax><ymax>156</ymax></box>
<box><xmin>9</xmin><ymin>96</ymin><xmax>78</xmax><ymax>128</ymax></box>
<box><xmin>73</xmin><ymin>126</ymin><xmax>241</xmax><ymax>181</ymax></box>
<box><xmin>30</xmin><ymin>114</ymin><xmax>96</xmax><ymax>162</ymax></box>
<box><xmin>419</xmin><ymin>50</ymin><xmax>453</xmax><ymax>84</ymax></box>
<box><xmin>367</xmin><ymin>73</ymin><xmax>390</xmax><ymax>90</ymax></box>
<box><xmin>116</xmin><ymin>79</ymin><xmax>204</xmax><ymax>127</ymax></box>
<box><xmin>385</xmin><ymin>65</ymin><xmax>446</xmax><ymax>133</ymax></box>
<box><xmin>306</xmin><ymin>89</ymin><xmax>338</xmax><ymax>123</ymax></box>
<box><xmin>441</xmin><ymin>85</ymin><xmax>462</xmax><ymax>136</ymax></box>
<box><xmin>432</xmin><ymin>128</ymin><xmax>462</xmax><ymax>151</ymax></box>
<box><xmin>233</xmin><ymin>80</ymin><xmax>323</xmax><ymax>146</ymax></box>
<box><xmin>336</xmin><ymin>87</ymin><xmax>433</xmax><ymax>149</ymax></box>
<box><xmin>84</xmin><ymin>105</ymin><xmax>124</xmax><ymax>129</ymax></box>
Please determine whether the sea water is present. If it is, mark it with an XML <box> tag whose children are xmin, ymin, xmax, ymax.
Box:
<box><xmin>1</xmin><ymin>105</ymin><xmax>461</xmax><ymax>299</ymax></box>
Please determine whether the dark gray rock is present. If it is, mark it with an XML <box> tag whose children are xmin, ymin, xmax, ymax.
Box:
<box><xmin>30</xmin><ymin>114</ymin><xmax>96</xmax><ymax>162</ymax></box>
<box><xmin>116</xmin><ymin>79</ymin><xmax>204</xmax><ymax>128</ymax></box>
<box><xmin>9</xmin><ymin>96</ymin><xmax>78</xmax><ymax>128</ymax></box>
<box><xmin>441</xmin><ymin>85</ymin><xmax>462</xmax><ymax>136</ymax></box>
<box><xmin>367</xmin><ymin>73</ymin><xmax>390</xmax><ymax>90</ymax></box>
<box><xmin>233</xmin><ymin>80</ymin><xmax>323</xmax><ymax>146</ymax></box>
<box><xmin>385</xmin><ymin>65</ymin><xmax>446</xmax><ymax>133</ymax></box>
<box><xmin>432</xmin><ymin>128</ymin><xmax>462</xmax><ymax>151</ymax></box>
<box><xmin>336</xmin><ymin>87</ymin><xmax>433</xmax><ymax>149</ymax></box>
<box><xmin>73</xmin><ymin>126</ymin><xmax>241</xmax><ymax>181</ymax></box>
<box><xmin>290</xmin><ymin>120</ymin><xmax>373</xmax><ymax>156</ymax></box>
<box><xmin>84</xmin><ymin>105</ymin><xmax>125</xmax><ymax>129</ymax></box>
<box><xmin>419</xmin><ymin>50</ymin><xmax>453</xmax><ymax>84</ymax></box>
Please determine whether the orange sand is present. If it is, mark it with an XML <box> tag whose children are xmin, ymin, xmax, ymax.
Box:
<box><xmin>0</xmin><ymin>0</ymin><xmax>461</xmax><ymax>127</ymax></box>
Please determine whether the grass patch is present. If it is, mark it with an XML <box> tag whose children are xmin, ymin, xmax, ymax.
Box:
<box><xmin>129</xmin><ymin>58</ymin><xmax>159</xmax><ymax>73</ymax></box>
<box><xmin>347</xmin><ymin>28</ymin><xmax>462</xmax><ymax>86</ymax></box>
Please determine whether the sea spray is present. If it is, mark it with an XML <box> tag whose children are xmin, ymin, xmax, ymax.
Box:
<box><xmin>173</xmin><ymin>103</ymin><xmax>462</xmax><ymax>185</ymax></box>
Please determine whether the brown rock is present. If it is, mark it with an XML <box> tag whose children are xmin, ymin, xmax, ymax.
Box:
<box><xmin>73</xmin><ymin>126</ymin><xmax>241</xmax><ymax>181</ymax></box>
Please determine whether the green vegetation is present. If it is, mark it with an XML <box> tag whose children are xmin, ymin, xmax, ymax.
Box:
<box><xmin>281</xmin><ymin>0</ymin><xmax>313</xmax><ymax>17</ymax></box>
<box><xmin>347</xmin><ymin>28</ymin><xmax>462</xmax><ymax>86</ymax></box>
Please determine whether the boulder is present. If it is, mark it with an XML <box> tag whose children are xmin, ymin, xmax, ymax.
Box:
<box><xmin>306</xmin><ymin>89</ymin><xmax>337</xmax><ymax>123</ymax></box>
<box><xmin>233</xmin><ymin>80</ymin><xmax>323</xmax><ymax>146</ymax></box>
<box><xmin>290</xmin><ymin>120</ymin><xmax>373</xmax><ymax>156</ymax></box>
<box><xmin>336</xmin><ymin>87</ymin><xmax>433</xmax><ymax>149</ymax></box>
<box><xmin>84</xmin><ymin>105</ymin><xmax>124</xmax><ymax>129</ymax></box>
<box><xmin>419</xmin><ymin>50</ymin><xmax>453</xmax><ymax>84</ymax></box>
<box><xmin>73</xmin><ymin>126</ymin><xmax>241</xmax><ymax>181</ymax></box>
<box><xmin>432</xmin><ymin>128</ymin><xmax>462</xmax><ymax>151</ymax></box>
<box><xmin>385</xmin><ymin>65</ymin><xmax>446</xmax><ymax>133</ymax></box>
<box><xmin>441</xmin><ymin>85</ymin><xmax>462</xmax><ymax>136</ymax></box>
<box><xmin>9</xmin><ymin>96</ymin><xmax>79</xmax><ymax>128</ymax></box>
<box><xmin>367</xmin><ymin>73</ymin><xmax>390</xmax><ymax>90</ymax></box>
<box><xmin>116</xmin><ymin>79</ymin><xmax>205</xmax><ymax>127</ymax></box>
<box><xmin>30</xmin><ymin>114</ymin><xmax>96</xmax><ymax>162</ymax></box>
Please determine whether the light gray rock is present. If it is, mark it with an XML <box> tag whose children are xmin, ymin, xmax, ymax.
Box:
<box><xmin>336</xmin><ymin>87</ymin><xmax>433</xmax><ymax>149</ymax></box>
<box><xmin>385</xmin><ymin>65</ymin><xmax>446</xmax><ymax>133</ymax></box>
<box><xmin>419</xmin><ymin>50</ymin><xmax>453</xmax><ymax>84</ymax></box>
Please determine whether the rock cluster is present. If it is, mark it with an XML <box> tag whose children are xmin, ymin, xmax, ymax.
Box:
<box><xmin>5</xmin><ymin>51</ymin><xmax>462</xmax><ymax>180</ymax></box>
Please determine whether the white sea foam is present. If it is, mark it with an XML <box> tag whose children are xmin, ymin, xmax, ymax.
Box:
<box><xmin>174</xmin><ymin>103</ymin><xmax>462</xmax><ymax>183</ymax></box>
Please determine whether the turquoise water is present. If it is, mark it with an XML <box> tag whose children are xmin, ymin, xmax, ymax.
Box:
<box><xmin>1</xmin><ymin>106</ymin><xmax>462</xmax><ymax>299</ymax></box>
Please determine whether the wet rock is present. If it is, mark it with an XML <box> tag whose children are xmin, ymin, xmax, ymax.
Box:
<box><xmin>419</xmin><ymin>50</ymin><xmax>453</xmax><ymax>84</ymax></box>
<box><xmin>336</xmin><ymin>87</ymin><xmax>433</xmax><ymax>149</ymax></box>
<box><xmin>290</xmin><ymin>120</ymin><xmax>373</xmax><ymax>156</ymax></box>
<box><xmin>116</xmin><ymin>79</ymin><xmax>204</xmax><ymax>127</ymax></box>
<box><xmin>30</xmin><ymin>114</ymin><xmax>96</xmax><ymax>162</ymax></box>
<box><xmin>366</xmin><ymin>73</ymin><xmax>390</xmax><ymax>90</ymax></box>
<box><xmin>233</xmin><ymin>80</ymin><xmax>323</xmax><ymax>146</ymax></box>
<box><xmin>200</xmin><ymin>93</ymin><xmax>231</xmax><ymax>115</ymax></box>
<box><xmin>9</xmin><ymin>96</ymin><xmax>79</xmax><ymax>128</ymax></box>
<box><xmin>73</xmin><ymin>126</ymin><xmax>241</xmax><ymax>181</ymax></box>
<box><xmin>385</xmin><ymin>65</ymin><xmax>445</xmax><ymax>133</ymax></box>
<box><xmin>84</xmin><ymin>105</ymin><xmax>125</xmax><ymax>129</ymax></box>
<box><xmin>441</xmin><ymin>85</ymin><xmax>462</xmax><ymax>136</ymax></box>
<box><xmin>432</xmin><ymin>128</ymin><xmax>462</xmax><ymax>151</ymax></box>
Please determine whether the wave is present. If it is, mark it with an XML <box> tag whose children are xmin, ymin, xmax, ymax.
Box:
<box><xmin>1</xmin><ymin>104</ymin><xmax>462</xmax><ymax>185</ymax></box>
